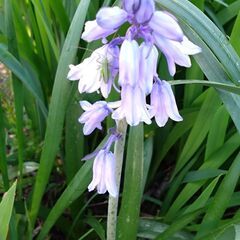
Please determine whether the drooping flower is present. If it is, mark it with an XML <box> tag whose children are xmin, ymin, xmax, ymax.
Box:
<box><xmin>67</xmin><ymin>44</ymin><xmax>119</xmax><ymax>98</ymax></box>
<box><xmin>112</xmin><ymin>84</ymin><xmax>151</xmax><ymax>126</ymax></box>
<box><xmin>79</xmin><ymin>101</ymin><xmax>112</xmax><ymax>135</ymax></box>
<box><xmin>150</xmin><ymin>78</ymin><xmax>183</xmax><ymax>127</ymax></box>
<box><xmin>83</xmin><ymin>131</ymin><xmax>121</xmax><ymax>197</ymax></box>
<box><xmin>88</xmin><ymin>149</ymin><xmax>118</xmax><ymax>197</ymax></box>
<box><xmin>153</xmin><ymin>35</ymin><xmax>201</xmax><ymax>76</ymax></box>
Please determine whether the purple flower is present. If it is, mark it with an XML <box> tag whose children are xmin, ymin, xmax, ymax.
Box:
<box><xmin>88</xmin><ymin>149</ymin><xmax>118</xmax><ymax>197</ymax></box>
<box><xmin>153</xmin><ymin>35</ymin><xmax>201</xmax><ymax>76</ymax></box>
<box><xmin>67</xmin><ymin>44</ymin><xmax>119</xmax><ymax>98</ymax></box>
<box><xmin>79</xmin><ymin>101</ymin><xmax>112</xmax><ymax>135</ymax></box>
<box><xmin>81</xmin><ymin>20</ymin><xmax>116</xmax><ymax>42</ymax></box>
<box><xmin>150</xmin><ymin>79</ymin><xmax>183</xmax><ymax>127</ymax></box>
<box><xmin>112</xmin><ymin>84</ymin><xmax>151</xmax><ymax>126</ymax></box>
<box><xmin>84</xmin><ymin>132</ymin><xmax>121</xmax><ymax>197</ymax></box>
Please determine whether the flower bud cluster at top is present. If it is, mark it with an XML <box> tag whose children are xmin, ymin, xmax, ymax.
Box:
<box><xmin>67</xmin><ymin>0</ymin><xmax>201</xmax><ymax>196</ymax></box>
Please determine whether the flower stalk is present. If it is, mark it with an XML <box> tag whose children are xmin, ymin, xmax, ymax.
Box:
<box><xmin>107</xmin><ymin>119</ymin><xmax>127</xmax><ymax>240</ymax></box>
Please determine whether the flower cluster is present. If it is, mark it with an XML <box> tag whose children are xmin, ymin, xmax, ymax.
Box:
<box><xmin>67</xmin><ymin>0</ymin><xmax>201</xmax><ymax>197</ymax></box>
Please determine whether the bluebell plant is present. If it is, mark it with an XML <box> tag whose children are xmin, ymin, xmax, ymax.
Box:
<box><xmin>67</xmin><ymin>0</ymin><xmax>201</xmax><ymax>197</ymax></box>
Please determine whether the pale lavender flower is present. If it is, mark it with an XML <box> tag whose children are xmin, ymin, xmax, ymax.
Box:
<box><xmin>81</xmin><ymin>20</ymin><xmax>116</xmax><ymax>42</ymax></box>
<box><xmin>84</xmin><ymin>132</ymin><xmax>121</xmax><ymax>197</ymax></box>
<box><xmin>153</xmin><ymin>35</ymin><xmax>201</xmax><ymax>76</ymax></box>
<box><xmin>79</xmin><ymin>101</ymin><xmax>112</xmax><ymax>135</ymax></box>
<box><xmin>112</xmin><ymin>84</ymin><xmax>151</xmax><ymax>126</ymax></box>
<box><xmin>150</xmin><ymin>79</ymin><xmax>183</xmax><ymax>127</ymax></box>
<box><xmin>67</xmin><ymin>44</ymin><xmax>119</xmax><ymax>98</ymax></box>
<box><xmin>88</xmin><ymin>149</ymin><xmax>117</xmax><ymax>197</ymax></box>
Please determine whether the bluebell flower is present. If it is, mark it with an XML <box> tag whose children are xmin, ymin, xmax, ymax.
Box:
<box><xmin>112</xmin><ymin>84</ymin><xmax>151</xmax><ymax>126</ymax></box>
<box><xmin>67</xmin><ymin>44</ymin><xmax>119</xmax><ymax>98</ymax></box>
<box><xmin>83</xmin><ymin>132</ymin><xmax>121</xmax><ymax>197</ymax></box>
<box><xmin>150</xmin><ymin>78</ymin><xmax>183</xmax><ymax>127</ymax></box>
<box><xmin>67</xmin><ymin>0</ymin><xmax>202</xmax><ymax>197</ymax></box>
<box><xmin>88</xmin><ymin>149</ymin><xmax>117</xmax><ymax>197</ymax></box>
<box><xmin>79</xmin><ymin>101</ymin><xmax>112</xmax><ymax>135</ymax></box>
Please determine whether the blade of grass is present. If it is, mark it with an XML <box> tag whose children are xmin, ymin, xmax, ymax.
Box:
<box><xmin>5</xmin><ymin>0</ymin><xmax>25</xmax><ymax>198</ymax></box>
<box><xmin>0</xmin><ymin>45</ymin><xmax>47</xmax><ymax>117</ymax></box>
<box><xmin>29</xmin><ymin>0</ymin><xmax>91</xmax><ymax>228</ymax></box>
<box><xmin>0</xmin><ymin>181</ymin><xmax>17</xmax><ymax>240</ymax></box>
<box><xmin>0</xmin><ymin>98</ymin><xmax>9</xmax><ymax>189</ymax></box>
<box><xmin>196</xmin><ymin>152</ymin><xmax>240</xmax><ymax>238</ymax></box>
<box><xmin>230</xmin><ymin>10</ymin><xmax>240</xmax><ymax>56</ymax></box>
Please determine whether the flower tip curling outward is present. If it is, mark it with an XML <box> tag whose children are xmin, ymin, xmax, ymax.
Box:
<box><xmin>78</xmin><ymin>101</ymin><xmax>112</xmax><ymax>135</ymax></box>
<box><xmin>67</xmin><ymin>64</ymin><xmax>82</xmax><ymax>80</ymax></box>
<box><xmin>150</xmin><ymin>79</ymin><xmax>183</xmax><ymax>127</ymax></box>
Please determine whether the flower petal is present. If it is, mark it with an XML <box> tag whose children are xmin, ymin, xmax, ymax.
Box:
<box><xmin>134</xmin><ymin>0</ymin><xmax>155</xmax><ymax>24</ymax></box>
<box><xmin>139</xmin><ymin>43</ymin><xmax>158</xmax><ymax>94</ymax></box>
<box><xmin>119</xmin><ymin>39</ymin><xmax>140</xmax><ymax>86</ymax></box>
<box><xmin>105</xmin><ymin>152</ymin><xmax>118</xmax><ymax>197</ymax></box>
<box><xmin>67</xmin><ymin>64</ymin><xmax>83</xmax><ymax>80</ymax></box>
<box><xmin>96</xmin><ymin>7</ymin><xmax>128</xmax><ymax>29</ymax></box>
<box><xmin>80</xmin><ymin>101</ymin><xmax>92</xmax><ymax>111</ymax></box>
<box><xmin>149</xmin><ymin>11</ymin><xmax>183</xmax><ymax>41</ymax></box>
<box><xmin>161</xmin><ymin>81</ymin><xmax>183</xmax><ymax>122</ymax></box>
<box><xmin>122</xmin><ymin>0</ymin><xmax>141</xmax><ymax>14</ymax></box>
<box><xmin>88</xmin><ymin>150</ymin><xmax>104</xmax><ymax>192</ymax></box>
<box><xmin>82</xmin><ymin>20</ymin><xmax>116</xmax><ymax>42</ymax></box>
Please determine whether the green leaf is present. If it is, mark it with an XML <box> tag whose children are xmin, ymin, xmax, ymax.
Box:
<box><xmin>0</xmin><ymin>44</ymin><xmax>47</xmax><ymax>117</ymax></box>
<box><xmin>138</xmin><ymin>219</ymin><xmax>193</xmax><ymax>240</ymax></box>
<box><xmin>117</xmin><ymin>124</ymin><xmax>144</xmax><ymax>240</ymax></box>
<box><xmin>29</xmin><ymin>0</ymin><xmax>91</xmax><ymax>227</ymax></box>
<box><xmin>196</xmin><ymin>152</ymin><xmax>240</xmax><ymax>238</ymax></box>
<box><xmin>182</xmin><ymin>169</ymin><xmax>226</xmax><ymax>183</ymax></box>
<box><xmin>0</xmin><ymin>181</ymin><xmax>17</xmax><ymax>240</ymax></box>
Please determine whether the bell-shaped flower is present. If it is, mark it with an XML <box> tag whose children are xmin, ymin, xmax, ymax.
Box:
<box><xmin>78</xmin><ymin>101</ymin><xmax>112</xmax><ymax>135</ymax></box>
<box><xmin>118</xmin><ymin>39</ymin><xmax>140</xmax><ymax>87</ymax></box>
<box><xmin>149</xmin><ymin>11</ymin><xmax>183</xmax><ymax>41</ymax></box>
<box><xmin>88</xmin><ymin>149</ymin><xmax>118</xmax><ymax>197</ymax></box>
<box><xmin>96</xmin><ymin>6</ymin><xmax>128</xmax><ymax>29</ymax></box>
<box><xmin>112</xmin><ymin>84</ymin><xmax>151</xmax><ymax>126</ymax></box>
<box><xmin>153</xmin><ymin>34</ymin><xmax>201</xmax><ymax>76</ymax></box>
<box><xmin>139</xmin><ymin>43</ymin><xmax>158</xmax><ymax>95</ymax></box>
<box><xmin>81</xmin><ymin>20</ymin><xmax>116</xmax><ymax>42</ymax></box>
<box><xmin>150</xmin><ymin>79</ymin><xmax>183</xmax><ymax>127</ymax></box>
<box><xmin>67</xmin><ymin>44</ymin><xmax>119</xmax><ymax>98</ymax></box>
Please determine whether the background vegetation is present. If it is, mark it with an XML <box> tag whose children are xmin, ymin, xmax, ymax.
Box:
<box><xmin>0</xmin><ymin>0</ymin><xmax>240</xmax><ymax>239</ymax></box>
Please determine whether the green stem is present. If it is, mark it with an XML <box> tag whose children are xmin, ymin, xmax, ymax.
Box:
<box><xmin>107</xmin><ymin>120</ymin><xmax>127</xmax><ymax>240</ymax></box>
